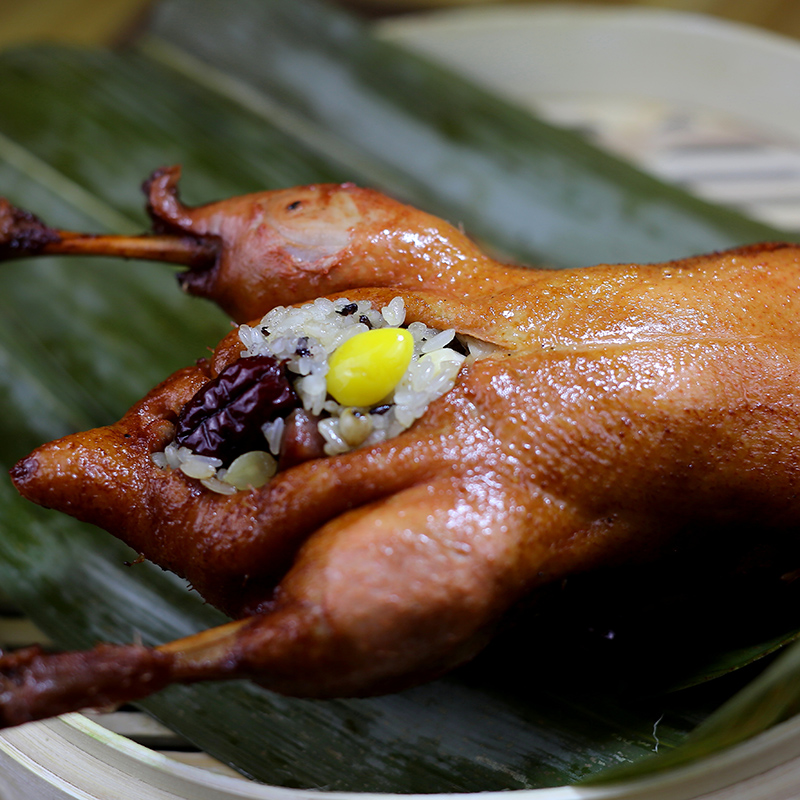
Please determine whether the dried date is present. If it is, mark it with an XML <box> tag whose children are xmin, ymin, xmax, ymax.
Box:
<box><xmin>174</xmin><ymin>355</ymin><xmax>298</xmax><ymax>462</ymax></box>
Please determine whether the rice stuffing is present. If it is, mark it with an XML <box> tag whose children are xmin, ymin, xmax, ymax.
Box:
<box><xmin>153</xmin><ymin>296</ymin><xmax>473</xmax><ymax>493</ymax></box>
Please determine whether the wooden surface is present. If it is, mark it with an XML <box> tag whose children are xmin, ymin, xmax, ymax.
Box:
<box><xmin>1</xmin><ymin>0</ymin><xmax>800</xmax><ymax>49</ymax></box>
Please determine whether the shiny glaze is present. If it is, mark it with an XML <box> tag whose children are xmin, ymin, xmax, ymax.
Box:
<box><xmin>3</xmin><ymin>171</ymin><xmax>800</xmax><ymax>724</ymax></box>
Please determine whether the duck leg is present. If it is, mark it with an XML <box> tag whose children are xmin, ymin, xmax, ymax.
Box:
<box><xmin>0</xmin><ymin>643</ymin><xmax>174</xmax><ymax>728</ymax></box>
<box><xmin>1</xmin><ymin>166</ymin><xmax>531</xmax><ymax>323</ymax></box>
<box><xmin>0</xmin><ymin>472</ymin><xmax>602</xmax><ymax>726</ymax></box>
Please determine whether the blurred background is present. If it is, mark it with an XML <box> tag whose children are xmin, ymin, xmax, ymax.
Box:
<box><xmin>1</xmin><ymin>0</ymin><xmax>798</xmax><ymax>232</ymax></box>
<box><xmin>1</xmin><ymin>0</ymin><xmax>800</xmax><ymax>47</ymax></box>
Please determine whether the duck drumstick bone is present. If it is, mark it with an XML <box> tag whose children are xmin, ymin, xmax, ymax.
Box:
<box><xmin>0</xmin><ymin>196</ymin><xmax>219</xmax><ymax>269</ymax></box>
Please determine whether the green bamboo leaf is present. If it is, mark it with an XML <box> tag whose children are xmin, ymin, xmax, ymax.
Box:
<box><xmin>144</xmin><ymin>0</ymin><xmax>795</xmax><ymax>268</ymax></box>
<box><xmin>0</xmin><ymin>46</ymin><xmax>353</xmax><ymax>223</ymax></box>
<box><xmin>584</xmin><ymin>639</ymin><xmax>800</xmax><ymax>785</ymax></box>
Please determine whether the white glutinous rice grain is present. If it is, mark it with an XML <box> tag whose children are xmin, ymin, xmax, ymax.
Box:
<box><xmin>381</xmin><ymin>296</ymin><xmax>406</xmax><ymax>327</ymax></box>
<box><xmin>261</xmin><ymin>417</ymin><xmax>285</xmax><ymax>456</ymax></box>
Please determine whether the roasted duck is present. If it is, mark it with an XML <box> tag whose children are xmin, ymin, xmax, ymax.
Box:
<box><xmin>2</xmin><ymin>167</ymin><xmax>800</xmax><ymax>728</ymax></box>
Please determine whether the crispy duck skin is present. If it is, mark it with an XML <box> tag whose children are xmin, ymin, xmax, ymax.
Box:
<box><xmin>4</xmin><ymin>168</ymin><xmax>800</xmax><ymax>726</ymax></box>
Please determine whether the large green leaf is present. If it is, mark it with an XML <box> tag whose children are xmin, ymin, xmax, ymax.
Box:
<box><xmin>585</xmin><ymin>637</ymin><xmax>800</xmax><ymax>785</ymax></box>
<box><xmin>144</xmin><ymin>0</ymin><xmax>793</xmax><ymax>268</ymax></box>
<box><xmin>0</xmin><ymin>0</ymin><xmax>798</xmax><ymax>791</ymax></box>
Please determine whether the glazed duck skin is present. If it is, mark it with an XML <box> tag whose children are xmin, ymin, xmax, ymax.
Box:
<box><xmin>4</xmin><ymin>172</ymin><xmax>800</xmax><ymax>726</ymax></box>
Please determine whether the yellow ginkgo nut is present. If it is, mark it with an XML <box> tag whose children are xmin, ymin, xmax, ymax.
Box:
<box><xmin>222</xmin><ymin>451</ymin><xmax>277</xmax><ymax>489</ymax></box>
<box><xmin>326</xmin><ymin>328</ymin><xmax>413</xmax><ymax>407</ymax></box>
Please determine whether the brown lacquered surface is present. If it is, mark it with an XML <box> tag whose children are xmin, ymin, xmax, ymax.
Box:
<box><xmin>5</xmin><ymin>176</ymin><xmax>800</xmax><ymax>723</ymax></box>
